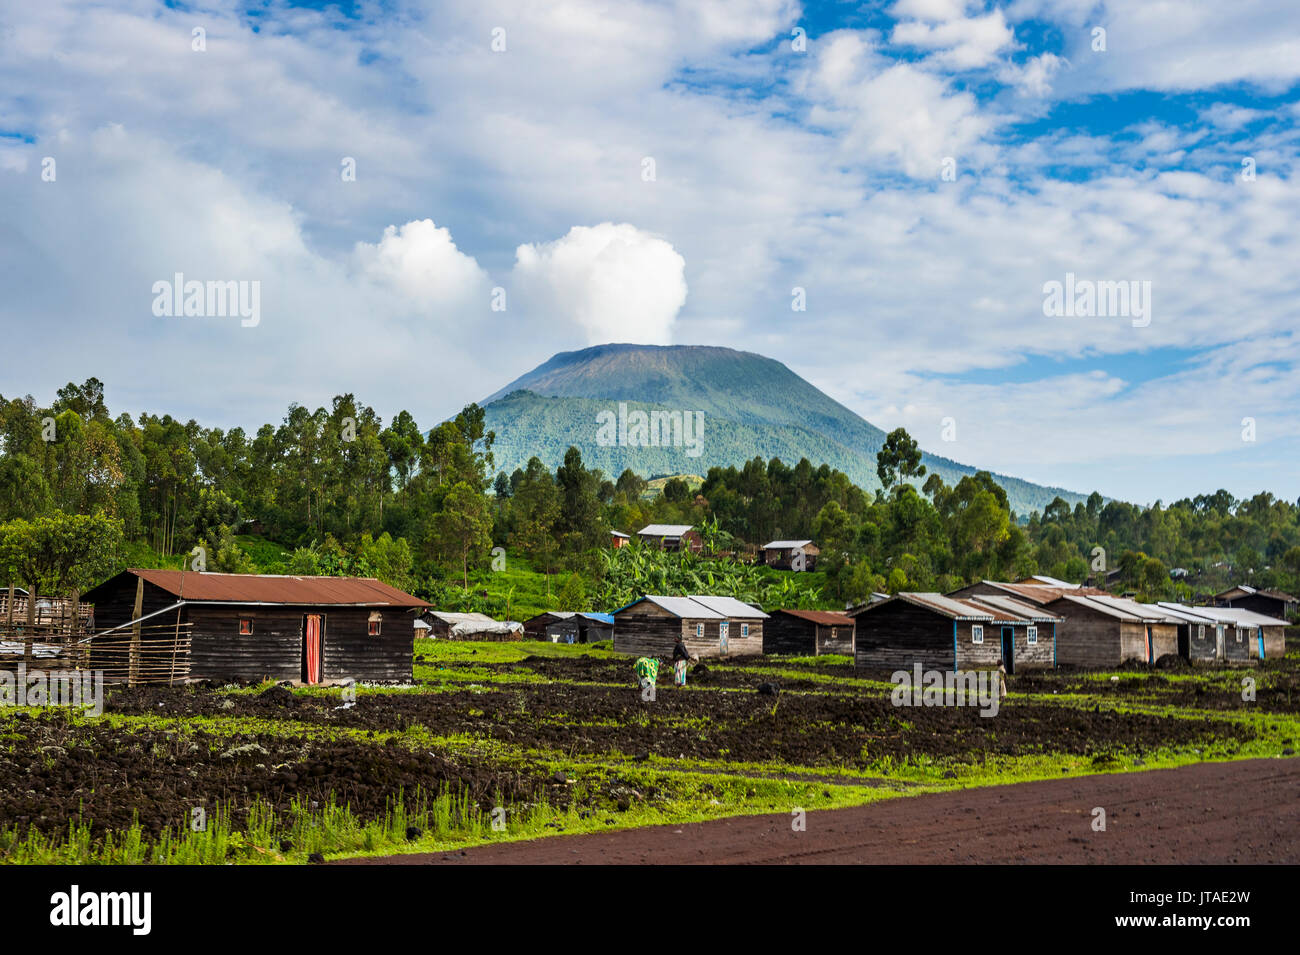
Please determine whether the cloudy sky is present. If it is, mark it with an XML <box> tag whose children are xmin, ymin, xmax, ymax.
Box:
<box><xmin>2</xmin><ymin>0</ymin><xmax>1298</xmax><ymax>505</ymax></box>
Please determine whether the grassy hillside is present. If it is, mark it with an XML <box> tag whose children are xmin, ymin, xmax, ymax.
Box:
<box><xmin>482</xmin><ymin>376</ymin><xmax>1086</xmax><ymax>515</ymax></box>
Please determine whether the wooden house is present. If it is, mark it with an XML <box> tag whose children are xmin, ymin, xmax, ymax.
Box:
<box><xmin>1160</xmin><ymin>603</ymin><xmax>1286</xmax><ymax>662</ymax></box>
<box><xmin>763</xmin><ymin>609</ymin><xmax>854</xmax><ymax>656</ymax></box>
<box><xmin>419</xmin><ymin>611</ymin><xmax>523</xmax><ymax>641</ymax></box>
<box><xmin>636</xmin><ymin>524</ymin><xmax>703</xmax><ymax>553</ymax></box>
<box><xmin>1156</xmin><ymin>603</ymin><xmax>1234</xmax><ymax>664</ymax></box>
<box><xmin>613</xmin><ymin>594</ymin><xmax>766</xmax><ymax>659</ymax></box>
<box><xmin>522</xmin><ymin>611</ymin><xmax>614</xmax><ymax>644</ymax></box>
<box><xmin>81</xmin><ymin>569</ymin><xmax>428</xmax><ymax>685</ymax></box>
<box><xmin>850</xmin><ymin>592</ymin><xmax>1059</xmax><ymax>674</ymax></box>
<box><xmin>761</xmin><ymin>540</ymin><xmax>820</xmax><ymax>571</ymax></box>
<box><xmin>1042</xmin><ymin>594</ymin><xmax>1180</xmax><ymax>667</ymax></box>
<box><xmin>1214</xmin><ymin>585</ymin><xmax>1297</xmax><ymax>621</ymax></box>
<box><xmin>609</xmin><ymin>531</ymin><xmax>632</xmax><ymax>549</ymax></box>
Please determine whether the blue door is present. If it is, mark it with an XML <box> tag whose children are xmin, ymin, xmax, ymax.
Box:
<box><xmin>1258</xmin><ymin>626</ymin><xmax>1265</xmax><ymax>660</ymax></box>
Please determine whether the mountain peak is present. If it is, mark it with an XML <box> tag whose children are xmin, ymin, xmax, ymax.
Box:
<box><xmin>479</xmin><ymin>343</ymin><xmax>1084</xmax><ymax>514</ymax></box>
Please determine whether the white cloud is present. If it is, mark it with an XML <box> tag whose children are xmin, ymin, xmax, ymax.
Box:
<box><xmin>807</xmin><ymin>31</ymin><xmax>995</xmax><ymax>177</ymax></box>
<box><xmin>891</xmin><ymin>7</ymin><xmax>1016</xmax><ymax>69</ymax></box>
<box><xmin>999</xmin><ymin>52</ymin><xmax>1065</xmax><ymax>97</ymax></box>
<box><xmin>352</xmin><ymin>219</ymin><xmax>488</xmax><ymax>307</ymax></box>
<box><xmin>512</xmin><ymin>223</ymin><xmax>687</xmax><ymax>345</ymax></box>
<box><xmin>3</xmin><ymin>0</ymin><xmax>1300</xmax><ymax>501</ymax></box>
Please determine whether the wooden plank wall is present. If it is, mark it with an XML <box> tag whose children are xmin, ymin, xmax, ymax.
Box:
<box><xmin>853</xmin><ymin>602</ymin><xmax>954</xmax><ymax>671</ymax></box>
<box><xmin>961</xmin><ymin>622</ymin><xmax>1055</xmax><ymax>671</ymax></box>
<box><xmin>613</xmin><ymin>603</ymin><xmax>763</xmax><ymax>658</ymax></box>
<box><xmin>187</xmin><ymin>606</ymin><xmax>413</xmax><ymax>683</ymax></box>
<box><xmin>765</xmin><ymin>614</ymin><xmax>854</xmax><ymax>656</ymax></box>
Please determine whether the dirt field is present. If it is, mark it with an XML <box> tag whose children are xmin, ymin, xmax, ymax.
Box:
<box><xmin>344</xmin><ymin>758</ymin><xmax>1300</xmax><ymax>864</ymax></box>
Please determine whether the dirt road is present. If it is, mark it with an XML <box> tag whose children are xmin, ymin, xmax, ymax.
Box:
<box><xmin>342</xmin><ymin>758</ymin><xmax>1299</xmax><ymax>864</ymax></box>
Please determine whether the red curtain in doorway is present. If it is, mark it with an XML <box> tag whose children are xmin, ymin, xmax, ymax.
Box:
<box><xmin>305</xmin><ymin>614</ymin><xmax>322</xmax><ymax>684</ymax></box>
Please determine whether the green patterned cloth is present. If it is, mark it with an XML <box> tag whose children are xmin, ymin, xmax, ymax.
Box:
<box><xmin>634</xmin><ymin>656</ymin><xmax>659</xmax><ymax>684</ymax></box>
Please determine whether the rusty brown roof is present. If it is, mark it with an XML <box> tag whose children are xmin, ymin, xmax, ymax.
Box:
<box><xmin>982</xmin><ymin>582</ymin><xmax>1109</xmax><ymax>604</ymax></box>
<box><xmin>773</xmin><ymin>609</ymin><xmax>855</xmax><ymax>626</ymax></box>
<box><xmin>122</xmin><ymin>569</ymin><xmax>428</xmax><ymax>608</ymax></box>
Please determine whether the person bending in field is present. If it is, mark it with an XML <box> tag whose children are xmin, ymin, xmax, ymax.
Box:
<box><xmin>672</xmin><ymin>634</ymin><xmax>697</xmax><ymax>687</ymax></box>
<box><xmin>996</xmin><ymin>658</ymin><xmax>1008</xmax><ymax>700</ymax></box>
<box><xmin>634</xmin><ymin>655</ymin><xmax>660</xmax><ymax>692</ymax></box>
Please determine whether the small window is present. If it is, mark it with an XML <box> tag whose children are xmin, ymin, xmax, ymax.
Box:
<box><xmin>971</xmin><ymin>624</ymin><xmax>983</xmax><ymax>644</ymax></box>
<box><xmin>239</xmin><ymin>618</ymin><xmax>253</xmax><ymax>635</ymax></box>
<box><xmin>696</xmin><ymin>622</ymin><xmax>703</xmax><ymax>638</ymax></box>
<box><xmin>368</xmin><ymin>611</ymin><xmax>382</xmax><ymax>636</ymax></box>
<box><xmin>830</xmin><ymin>627</ymin><xmax>837</xmax><ymax>639</ymax></box>
<box><xmin>1235</xmin><ymin>628</ymin><xmax>1243</xmax><ymax>643</ymax></box>
<box><xmin>741</xmin><ymin>623</ymin><xmax>750</xmax><ymax>638</ymax></box>
<box><xmin>1027</xmin><ymin>625</ymin><xmax>1038</xmax><ymax>645</ymax></box>
<box><xmin>1197</xmin><ymin>624</ymin><xmax>1205</xmax><ymax>639</ymax></box>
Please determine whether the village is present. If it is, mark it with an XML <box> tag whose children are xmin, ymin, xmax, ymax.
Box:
<box><xmin>1</xmin><ymin>522</ymin><xmax>1292</xmax><ymax>688</ymax></box>
<box><xmin>0</xmin><ymin>517</ymin><xmax>1296</xmax><ymax>867</ymax></box>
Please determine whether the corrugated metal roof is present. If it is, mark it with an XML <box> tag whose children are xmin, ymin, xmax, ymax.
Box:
<box><xmin>1172</xmin><ymin>604</ymin><xmax>1288</xmax><ymax>627</ymax></box>
<box><xmin>967</xmin><ymin>594</ymin><xmax>1062</xmax><ymax>622</ymax></box>
<box><xmin>123</xmin><ymin>569</ymin><xmax>428</xmax><ymax>607</ymax></box>
<box><xmin>1154</xmin><ymin>602</ymin><xmax>1219</xmax><ymax>624</ymax></box>
<box><xmin>638</xmin><ymin>524</ymin><xmax>696</xmax><ymax>536</ymax></box>
<box><xmin>1018</xmin><ymin>575</ymin><xmax>1079</xmax><ymax>588</ymax></box>
<box><xmin>900</xmin><ymin>593</ymin><xmax>997</xmax><ymax>620</ymax></box>
<box><xmin>980</xmin><ymin>581</ymin><xmax>1109</xmax><ymax>603</ymax></box>
<box><xmin>615</xmin><ymin>595</ymin><xmax>768</xmax><ymax>619</ymax></box>
<box><xmin>763</xmin><ymin>540</ymin><xmax>812</xmax><ymax>549</ymax></box>
<box><xmin>629</xmin><ymin>595</ymin><xmax>724</xmax><ymax>619</ymax></box>
<box><xmin>1052</xmin><ymin>594</ymin><xmax>1178</xmax><ymax>623</ymax></box>
<box><xmin>687</xmin><ymin>595</ymin><xmax>769</xmax><ymax>619</ymax></box>
<box><xmin>773</xmin><ymin>608</ymin><xmax>855</xmax><ymax>626</ymax></box>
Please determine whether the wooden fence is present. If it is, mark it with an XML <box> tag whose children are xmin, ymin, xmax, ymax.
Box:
<box><xmin>0</xmin><ymin>615</ymin><xmax>193</xmax><ymax>686</ymax></box>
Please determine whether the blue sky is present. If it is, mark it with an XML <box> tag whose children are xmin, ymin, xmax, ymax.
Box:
<box><xmin>1</xmin><ymin>0</ymin><xmax>1298</xmax><ymax>506</ymax></box>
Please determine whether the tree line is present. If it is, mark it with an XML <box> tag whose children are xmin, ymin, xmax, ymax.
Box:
<box><xmin>2</xmin><ymin>381</ymin><xmax>1298</xmax><ymax>608</ymax></box>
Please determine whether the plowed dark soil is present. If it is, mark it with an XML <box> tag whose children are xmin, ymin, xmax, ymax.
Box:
<box><xmin>104</xmin><ymin>679</ymin><xmax>1258</xmax><ymax>769</ymax></box>
<box><xmin>343</xmin><ymin>757</ymin><xmax>1300</xmax><ymax>865</ymax></box>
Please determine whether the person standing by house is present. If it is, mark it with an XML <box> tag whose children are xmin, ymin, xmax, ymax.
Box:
<box><xmin>672</xmin><ymin>635</ymin><xmax>696</xmax><ymax>687</ymax></box>
<box><xmin>996</xmin><ymin>658</ymin><xmax>1008</xmax><ymax>700</ymax></box>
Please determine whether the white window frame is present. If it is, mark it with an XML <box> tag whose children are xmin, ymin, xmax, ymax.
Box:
<box><xmin>971</xmin><ymin>624</ymin><xmax>983</xmax><ymax>644</ymax></box>
<box><xmin>741</xmin><ymin>623</ymin><xmax>749</xmax><ymax>638</ymax></box>
<box><xmin>1026</xmin><ymin>625</ymin><xmax>1037</xmax><ymax>645</ymax></box>
<box><xmin>1196</xmin><ymin>624</ymin><xmax>1205</xmax><ymax>639</ymax></box>
<box><xmin>695</xmin><ymin>622</ymin><xmax>704</xmax><ymax>638</ymax></box>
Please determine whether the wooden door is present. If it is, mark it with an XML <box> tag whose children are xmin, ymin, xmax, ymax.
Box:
<box><xmin>303</xmin><ymin>614</ymin><xmax>323</xmax><ymax>684</ymax></box>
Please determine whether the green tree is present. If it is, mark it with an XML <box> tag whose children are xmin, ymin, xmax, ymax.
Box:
<box><xmin>0</xmin><ymin>511</ymin><xmax>124</xmax><ymax>600</ymax></box>
<box><xmin>431</xmin><ymin>481</ymin><xmax>493</xmax><ymax>588</ymax></box>
<box><xmin>876</xmin><ymin>427</ymin><xmax>926</xmax><ymax>493</ymax></box>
